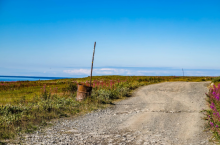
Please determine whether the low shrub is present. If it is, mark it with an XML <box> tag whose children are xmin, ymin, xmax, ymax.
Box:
<box><xmin>212</xmin><ymin>77</ymin><xmax>220</xmax><ymax>83</ymax></box>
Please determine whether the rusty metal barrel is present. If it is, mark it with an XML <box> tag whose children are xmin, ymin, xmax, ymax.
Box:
<box><xmin>76</xmin><ymin>84</ymin><xmax>92</xmax><ymax>101</ymax></box>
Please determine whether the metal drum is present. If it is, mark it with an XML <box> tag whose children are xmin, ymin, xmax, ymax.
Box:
<box><xmin>76</xmin><ymin>84</ymin><xmax>92</xmax><ymax>101</ymax></box>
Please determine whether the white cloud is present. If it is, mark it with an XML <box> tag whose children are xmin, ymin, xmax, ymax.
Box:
<box><xmin>137</xmin><ymin>71</ymin><xmax>156</xmax><ymax>73</ymax></box>
<box><xmin>63</xmin><ymin>69</ymin><xmax>90</xmax><ymax>75</ymax></box>
<box><xmin>63</xmin><ymin>67</ymin><xmax>220</xmax><ymax>76</ymax></box>
<box><xmin>94</xmin><ymin>68</ymin><xmax>130</xmax><ymax>75</ymax></box>
<box><xmin>63</xmin><ymin>68</ymin><xmax>131</xmax><ymax>75</ymax></box>
<box><xmin>137</xmin><ymin>70</ymin><xmax>170</xmax><ymax>75</ymax></box>
<box><xmin>100</xmin><ymin>68</ymin><xmax>116</xmax><ymax>71</ymax></box>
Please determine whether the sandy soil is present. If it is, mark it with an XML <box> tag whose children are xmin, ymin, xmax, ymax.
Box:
<box><xmin>117</xmin><ymin>81</ymin><xmax>212</xmax><ymax>144</ymax></box>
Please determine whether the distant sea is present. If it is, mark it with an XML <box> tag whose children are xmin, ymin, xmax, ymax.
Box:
<box><xmin>0</xmin><ymin>76</ymin><xmax>70</xmax><ymax>82</ymax></box>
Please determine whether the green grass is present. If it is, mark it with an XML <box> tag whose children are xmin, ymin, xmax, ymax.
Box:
<box><xmin>0</xmin><ymin>76</ymin><xmax>214</xmax><ymax>142</ymax></box>
<box><xmin>212</xmin><ymin>77</ymin><xmax>220</xmax><ymax>83</ymax></box>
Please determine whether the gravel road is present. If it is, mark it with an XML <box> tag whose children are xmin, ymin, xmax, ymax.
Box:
<box><xmin>20</xmin><ymin>82</ymin><xmax>213</xmax><ymax>145</ymax></box>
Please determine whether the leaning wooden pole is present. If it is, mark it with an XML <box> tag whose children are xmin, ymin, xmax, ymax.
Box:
<box><xmin>182</xmin><ymin>68</ymin><xmax>184</xmax><ymax>77</ymax></box>
<box><xmin>90</xmin><ymin>42</ymin><xmax>96</xmax><ymax>87</ymax></box>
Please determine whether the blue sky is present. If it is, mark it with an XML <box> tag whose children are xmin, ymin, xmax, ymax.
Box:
<box><xmin>0</xmin><ymin>0</ymin><xmax>220</xmax><ymax>77</ymax></box>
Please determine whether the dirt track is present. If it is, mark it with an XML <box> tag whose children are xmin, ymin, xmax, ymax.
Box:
<box><xmin>22</xmin><ymin>82</ymin><xmax>212</xmax><ymax>145</ymax></box>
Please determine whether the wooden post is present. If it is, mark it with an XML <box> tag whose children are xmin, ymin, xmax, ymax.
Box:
<box><xmin>182</xmin><ymin>68</ymin><xmax>184</xmax><ymax>77</ymax></box>
<box><xmin>90</xmin><ymin>42</ymin><xmax>96</xmax><ymax>87</ymax></box>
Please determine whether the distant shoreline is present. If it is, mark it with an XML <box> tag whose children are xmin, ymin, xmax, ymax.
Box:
<box><xmin>0</xmin><ymin>75</ymin><xmax>70</xmax><ymax>79</ymax></box>
<box><xmin>0</xmin><ymin>76</ymin><xmax>71</xmax><ymax>82</ymax></box>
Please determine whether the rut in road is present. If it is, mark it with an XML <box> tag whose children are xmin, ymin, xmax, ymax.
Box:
<box><xmin>23</xmin><ymin>82</ymin><xmax>212</xmax><ymax>145</ymax></box>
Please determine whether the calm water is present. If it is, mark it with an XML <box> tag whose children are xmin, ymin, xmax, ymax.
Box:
<box><xmin>0</xmin><ymin>76</ymin><xmax>69</xmax><ymax>82</ymax></box>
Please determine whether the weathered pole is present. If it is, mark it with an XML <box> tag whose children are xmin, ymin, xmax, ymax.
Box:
<box><xmin>90</xmin><ymin>42</ymin><xmax>96</xmax><ymax>87</ymax></box>
<box><xmin>182</xmin><ymin>68</ymin><xmax>184</xmax><ymax>77</ymax></box>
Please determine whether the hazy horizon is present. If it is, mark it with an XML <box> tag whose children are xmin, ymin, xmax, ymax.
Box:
<box><xmin>1</xmin><ymin>67</ymin><xmax>220</xmax><ymax>78</ymax></box>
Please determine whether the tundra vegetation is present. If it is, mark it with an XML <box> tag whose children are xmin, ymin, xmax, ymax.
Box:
<box><xmin>0</xmin><ymin>76</ymin><xmax>213</xmax><ymax>141</ymax></box>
